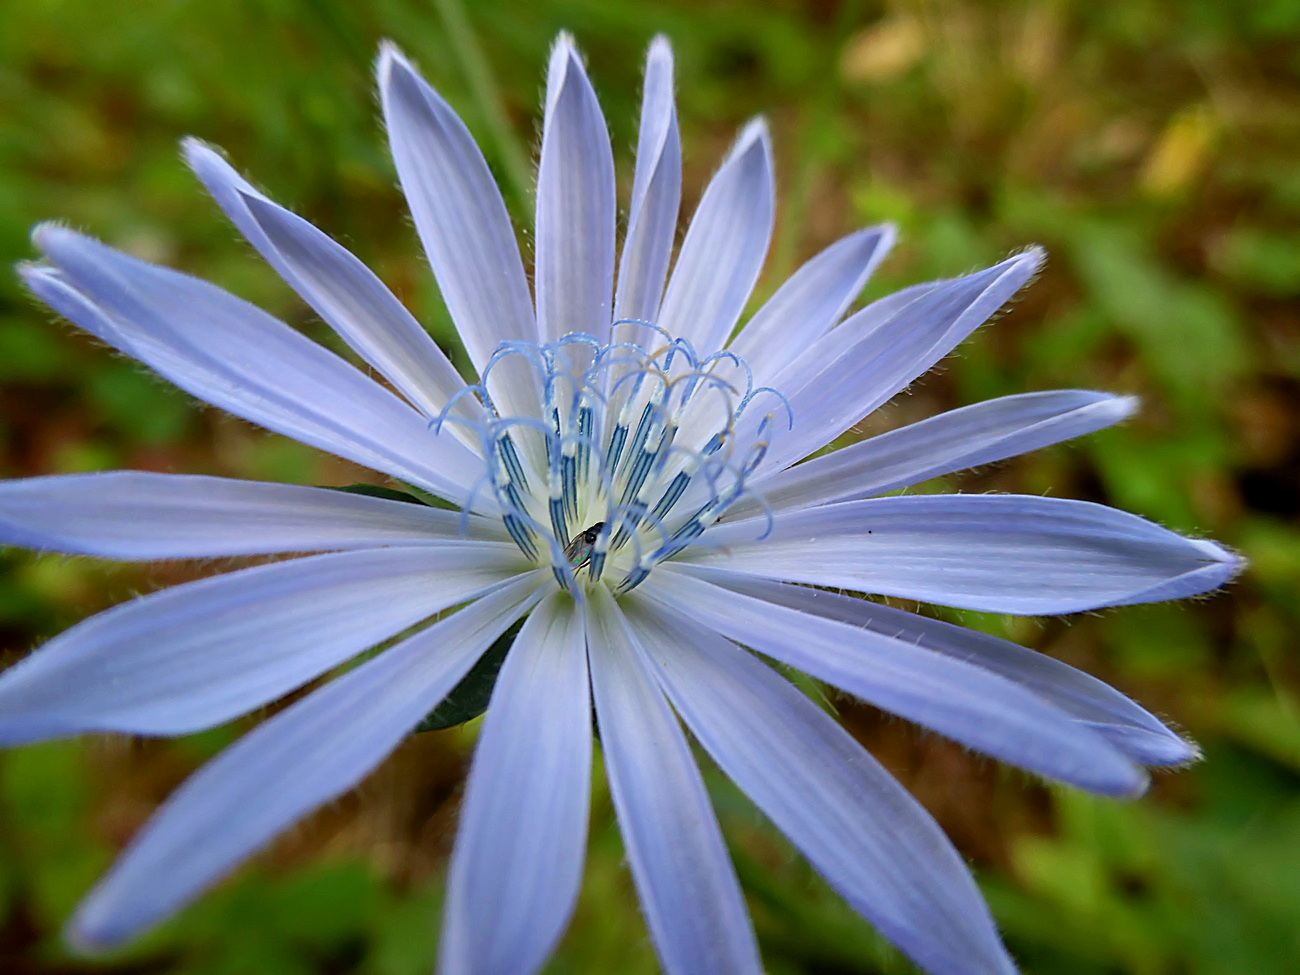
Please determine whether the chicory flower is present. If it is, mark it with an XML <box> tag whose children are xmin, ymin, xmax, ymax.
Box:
<box><xmin>0</xmin><ymin>33</ymin><xmax>1240</xmax><ymax>975</ymax></box>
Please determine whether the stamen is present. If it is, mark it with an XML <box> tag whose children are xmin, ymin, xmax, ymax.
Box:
<box><xmin>575</xmin><ymin>401</ymin><xmax>594</xmax><ymax>487</ymax></box>
<box><xmin>587</xmin><ymin>525</ymin><xmax>611</xmax><ymax>582</ymax></box>
<box><xmin>619</xmin><ymin>400</ymin><xmax>660</xmax><ymax>480</ymax></box>
<box><xmin>650</xmin><ymin>470</ymin><xmax>691</xmax><ymax>520</ymax></box>
<box><xmin>560</xmin><ymin>445</ymin><xmax>578</xmax><ymax>521</ymax></box>
<box><xmin>503</xmin><ymin>513</ymin><xmax>540</xmax><ymax>561</ymax></box>
<box><xmin>604</xmin><ymin>422</ymin><xmax>628</xmax><ymax>480</ymax></box>
<box><xmin>428</xmin><ymin>329</ymin><xmax>788</xmax><ymax>594</ymax></box>
<box><xmin>619</xmin><ymin>418</ymin><xmax>669</xmax><ymax>508</ymax></box>
<box><xmin>549</xmin><ymin>494</ymin><xmax>569</xmax><ymax>549</ymax></box>
<box><xmin>498</xmin><ymin>432</ymin><xmax>530</xmax><ymax>494</ymax></box>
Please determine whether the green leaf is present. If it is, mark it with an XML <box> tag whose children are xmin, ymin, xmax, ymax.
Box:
<box><xmin>325</xmin><ymin>482</ymin><xmax>459</xmax><ymax>511</ymax></box>
<box><xmin>414</xmin><ymin>621</ymin><xmax>521</xmax><ymax>732</ymax></box>
<box><xmin>324</xmin><ymin>483</ymin><xmax>431</xmax><ymax>506</ymax></box>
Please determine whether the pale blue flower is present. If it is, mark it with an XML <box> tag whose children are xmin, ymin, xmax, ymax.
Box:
<box><xmin>0</xmin><ymin>34</ymin><xmax>1240</xmax><ymax>975</ymax></box>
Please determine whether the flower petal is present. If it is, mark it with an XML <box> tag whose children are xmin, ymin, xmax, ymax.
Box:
<box><xmin>613</xmin><ymin>35</ymin><xmax>681</xmax><ymax>348</ymax></box>
<box><xmin>697</xmin><ymin>494</ymin><xmax>1243</xmax><ymax>614</ymax></box>
<box><xmin>183</xmin><ymin>140</ymin><xmax>474</xmax><ymax>424</ymax></box>
<box><xmin>376</xmin><ymin>43</ymin><xmax>535</xmax><ymax>373</ymax></box>
<box><xmin>702</xmin><ymin>573</ymin><xmax>1199</xmax><ymax>767</ymax></box>
<box><xmin>736</xmin><ymin>390</ymin><xmax>1137</xmax><ymax>516</ymax></box>
<box><xmin>586</xmin><ymin>588</ymin><xmax>760</xmax><ymax>974</ymax></box>
<box><xmin>728</xmin><ymin>225</ymin><xmax>896</xmax><ymax>386</ymax></box>
<box><xmin>535</xmin><ymin>35</ymin><xmax>617</xmax><ymax>348</ymax></box>
<box><xmin>646</xmin><ymin>568</ymin><xmax>1145</xmax><ymax>797</ymax></box>
<box><xmin>657</xmin><ymin>119</ymin><xmax>774</xmax><ymax>356</ymax></box>
<box><xmin>621</xmin><ymin>598</ymin><xmax>1017</xmax><ymax>975</ymax></box>
<box><xmin>0</xmin><ymin>544</ymin><xmax>524</xmax><ymax>744</ymax></box>
<box><xmin>24</xmin><ymin>232</ymin><xmax>483</xmax><ymax>506</ymax></box>
<box><xmin>440</xmin><ymin>592</ymin><xmax>591</xmax><ymax>975</ymax></box>
<box><xmin>0</xmin><ymin>472</ymin><xmax>503</xmax><ymax>559</ymax></box>
<box><xmin>756</xmin><ymin>249</ymin><xmax>1043</xmax><ymax>473</ymax></box>
<box><xmin>68</xmin><ymin>576</ymin><xmax>544</xmax><ymax>950</ymax></box>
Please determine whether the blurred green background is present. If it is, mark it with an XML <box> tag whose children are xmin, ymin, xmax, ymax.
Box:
<box><xmin>1</xmin><ymin>0</ymin><xmax>1297</xmax><ymax>972</ymax></box>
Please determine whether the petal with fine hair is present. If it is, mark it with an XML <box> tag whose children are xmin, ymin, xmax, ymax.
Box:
<box><xmin>657</xmin><ymin>119</ymin><xmax>773</xmax><ymax>356</ymax></box>
<box><xmin>376</xmin><ymin>43</ymin><xmax>535</xmax><ymax>374</ymax></box>
<box><xmin>535</xmin><ymin>35</ymin><xmax>616</xmax><ymax>348</ymax></box>
<box><xmin>699</xmin><ymin>572</ymin><xmax>1199</xmax><ymax>767</ymax></box>
<box><xmin>697</xmin><ymin>494</ymin><xmax>1242</xmax><ymax>614</ymax></box>
<box><xmin>0</xmin><ymin>472</ymin><xmax>504</xmax><ymax>560</ymax></box>
<box><xmin>69</xmin><ymin>575</ymin><xmax>543</xmax><ymax>950</ymax></box>
<box><xmin>755</xmin><ymin>249</ymin><xmax>1043</xmax><ymax>473</ymax></box>
<box><xmin>644</xmin><ymin>569</ymin><xmax>1147</xmax><ymax>797</ymax></box>
<box><xmin>440</xmin><ymin>593</ymin><xmax>591</xmax><ymax>975</ymax></box>
<box><xmin>23</xmin><ymin>234</ymin><xmax>483</xmax><ymax>506</ymax></box>
<box><xmin>0</xmin><ymin>544</ymin><xmax>523</xmax><ymax>745</ymax></box>
<box><xmin>613</xmin><ymin>35</ymin><xmax>681</xmax><ymax>347</ymax></box>
<box><xmin>623</xmin><ymin>598</ymin><xmax>1017</xmax><ymax>975</ymax></box>
<box><xmin>586</xmin><ymin>589</ymin><xmax>760</xmax><ymax>974</ymax></box>
<box><xmin>183</xmin><ymin>140</ymin><xmax>473</xmax><ymax>424</ymax></box>
<box><xmin>736</xmin><ymin>390</ymin><xmax>1138</xmax><ymax>516</ymax></box>
<box><xmin>727</xmin><ymin>224</ymin><xmax>896</xmax><ymax>386</ymax></box>
<box><xmin>7</xmin><ymin>31</ymin><xmax>1245</xmax><ymax>975</ymax></box>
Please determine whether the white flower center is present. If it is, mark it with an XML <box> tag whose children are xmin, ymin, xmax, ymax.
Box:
<box><xmin>435</xmin><ymin>322</ymin><xmax>788</xmax><ymax>594</ymax></box>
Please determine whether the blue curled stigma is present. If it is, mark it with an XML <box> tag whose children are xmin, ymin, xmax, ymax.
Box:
<box><xmin>425</xmin><ymin>328</ymin><xmax>791</xmax><ymax>596</ymax></box>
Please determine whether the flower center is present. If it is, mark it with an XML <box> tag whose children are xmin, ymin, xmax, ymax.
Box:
<box><xmin>434</xmin><ymin>322</ymin><xmax>789</xmax><ymax>595</ymax></box>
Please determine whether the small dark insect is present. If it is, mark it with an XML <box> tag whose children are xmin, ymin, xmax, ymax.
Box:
<box><xmin>564</xmin><ymin>522</ymin><xmax>605</xmax><ymax>571</ymax></box>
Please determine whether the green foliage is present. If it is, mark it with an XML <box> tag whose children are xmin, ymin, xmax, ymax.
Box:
<box><xmin>0</xmin><ymin>0</ymin><xmax>1296</xmax><ymax>972</ymax></box>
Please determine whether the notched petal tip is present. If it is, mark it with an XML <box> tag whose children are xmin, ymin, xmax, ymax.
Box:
<box><xmin>710</xmin><ymin>118</ymin><xmax>771</xmax><ymax>191</ymax></box>
<box><xmin>1194</xmin><ymin>538</ymin><xmax>1248</xmax><ymax>581</ymax></box>
<box><xmin>15</xmin><ymin>259</ymin><xmax>53</xmax><ymax>289</ymax></box>
<box><xmin>1086</xmin><ymin>712</ymin><xmax>1201</xmax><ymax>775</ymax></box>
<box><xmin>1111</xmin><ymin>393</ymin><xmax>1142</xmax><ymax>420</ymax></box>
<box><xmin>15</xmin><ymin>262</ymin><xmax>85</xmax><ymax>331</ymax></box>
<box><xmin>65</xmin><ymin>905</ymin><xmax>124</xmax><ymax>958</ymax></box>
<box><xmin>30</xmin><ymin>220</ymin><xmax>69</xmax><ymax>252</ymax></box>
<box><xmin>180</xmin><ymin>139</ymin><xmax>254</xmax><ymax>202</ymax></box>
<box><xmin>546</xmin><ymin>33</ymin><xmax>578</xmax><ymax>83</ymax></box>
<box><xmin>551</xmin><ymin>30</ymin><xmax>579</xmax><ymax>57</ymax></box>
<box><xmin>1199</xmin><ymin>536</ymin><xmax>1243</xmax><ymax>564</ymax></box>
<box><xmin>950</xmin><ymin>245</ymin><xmax>1043</xmax><ymax>308</ymax></box>
<box><xmin>734</xmin><ymin>116</ymin><xmax>771</xmax><ymax>154</ymax></box>
<box><xmin>376</xmin><ymin>43</ymin><xmax>435</xmax><ymax>122</ymax></box>
<box><xmin>977</xmin><ymin>246</ymin><xmax>1043</xmax><ymax>293</ymax></box>
<box><xmin>182</xmin><ymin>139</ymin><xmax>260</xmax><ymax>207</ymax></box>
<box><xmin>1176</xmin><ymin>738</ymin><xmax>1204</xmax><ymax>764</ymax></box>
<box><xmin>31</xmin><ymin>223</ymin><xmax>101</xmax><ymax>270</ymax></box>
<box><xmin>376</xmin><ymin>41</ymin><xmax>432</xmax><ymax>104</ymax></box>
<box><xmin>234</xmin><ymin>187</ymin><xmax>274</xmax><ymax>220</ymax></box>
<box><xmin>544</xmin><ymin>32</ymin><xmax>593</xmax><ymax>120</ymax></box>
<box><xmin>1152</xmin><ymin>734</ymin><xmax>1202</xmax><ymax>768</ymax></box>
<box><xmin>1015</xmin><ymin>242</ymin><xmax>1047</xmax><ymax>270</ymax></box>
<box><xmin>179</xmin><ymin>135</ymin><xmax>221</xmax><ymax>168</ymax></box>
<box><xmin>31</xmin><ymin>225</ymin><xmax>130</xmax><ymax>286</ymax></box>
<box><xmin>375</xmin><ymin>39</ymin><xmax>405</xmax><ymax>78</ymax></box>
<box><xmin>871</xmin><ymin>220</ymin><xmax>900</xmax><ymax>245</ymax></box>
<box><xmin>850</xmin><ymin>222</ymin><xmax>899</xmax><ymax>261</ymax></box>
<box><xmin>646</xmin><ymin>33</ymin><xmax>673</xmax><ymax>63</ymax></box>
